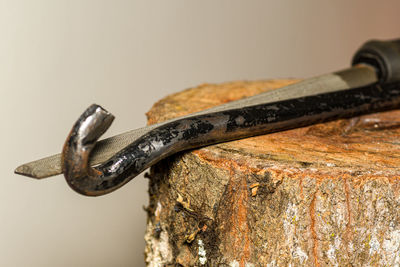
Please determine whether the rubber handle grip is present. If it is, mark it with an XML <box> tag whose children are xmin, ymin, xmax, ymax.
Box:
<box><xmin>352</xmin><ymin>39</ymin><xmax>400</xmax><ymax>84</ymax></box>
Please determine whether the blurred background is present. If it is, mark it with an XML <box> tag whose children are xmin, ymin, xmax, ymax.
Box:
<box><xmin>1</xmin><ymin>0</ymin><xmax>400</xmax><ymax>266</ymax></box>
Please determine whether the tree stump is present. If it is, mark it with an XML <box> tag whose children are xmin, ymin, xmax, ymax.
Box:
<box><xmin>144</xmin><ymin>80</ymin><xmax>400</xmax><ymax>267</ymax></box>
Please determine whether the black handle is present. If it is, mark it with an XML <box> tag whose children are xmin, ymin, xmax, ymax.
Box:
<box><xmin>352</xmin><ymin>38</ymin><xmax>400</xmax><ymax>84</ymax></box>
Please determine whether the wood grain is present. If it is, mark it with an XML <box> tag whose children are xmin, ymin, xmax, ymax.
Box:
<box><xmin>144</xmin><ymin>80</ymin><xmax>400</xmax><ymax>266</ymax></box>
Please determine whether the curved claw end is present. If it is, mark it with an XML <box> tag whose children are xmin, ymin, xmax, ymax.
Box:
<box><xmin>62</xmin><ymin>104</ymin><xmax>115</xmax><ymax>196</ymax></box>
<box><xmin>80</xmin><ymin>104</ymin><xmax>115</xmax><ymax>144</ymax></box>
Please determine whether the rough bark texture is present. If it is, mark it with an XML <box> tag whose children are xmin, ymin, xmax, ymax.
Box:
<box><xmin>144</xmin><ymin>80</ymin><xmax>400</xmax><ymax>267</ymax></box>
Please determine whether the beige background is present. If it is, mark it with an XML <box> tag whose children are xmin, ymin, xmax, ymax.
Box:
<box><xmin>1</xmin><ymin>1</ymin><xmax>400</xmax><ymax>266</ymax></box>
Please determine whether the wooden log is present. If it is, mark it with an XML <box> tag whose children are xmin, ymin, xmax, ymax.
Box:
<box><xmin>143</xmin><ymin>80</ymin><xmax>400</xmax><ymax>267</ymax></box>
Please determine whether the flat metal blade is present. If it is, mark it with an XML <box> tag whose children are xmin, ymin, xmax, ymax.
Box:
<box><xmin>15</xmin><ymin>65</ymin><xmax>377</xmax><ymax>179</ymax></box>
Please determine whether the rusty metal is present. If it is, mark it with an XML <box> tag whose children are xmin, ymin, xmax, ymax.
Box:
<box><xmin>14</xmin><ymin>65</ymin><xmax>377</xmax><ymax>179</ymax></box>
<box><xmin>61</xmin><ymin>81</ymin><xmax>400</xmax><ymax>196</ymax></box>
<box><xmin>14</xmin><ymin>38</ymin><xmax>400</xmax><ymax>197</ymax></box>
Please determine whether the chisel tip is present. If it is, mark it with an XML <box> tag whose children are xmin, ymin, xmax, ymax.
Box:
<box><xmin>14</xmin><ymin>154</ymin><xmax>63</xmax><ymax>179</ymax></box>
<box><xmin>14</xmin><ymin>164</ymin><xmax>39</xmax><ymax>179</ymax></box>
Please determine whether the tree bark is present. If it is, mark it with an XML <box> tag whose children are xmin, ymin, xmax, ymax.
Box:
<box><xmin>144</xmin><ymin>80</ymin><xmax>400</xmax><ymax>267</ymax></box>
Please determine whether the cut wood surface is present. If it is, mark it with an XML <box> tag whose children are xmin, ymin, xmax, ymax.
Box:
<box><xmin>144</xmin><ymin>80</ymin><xmax>400</xmax><ymax>267</ymax></box>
